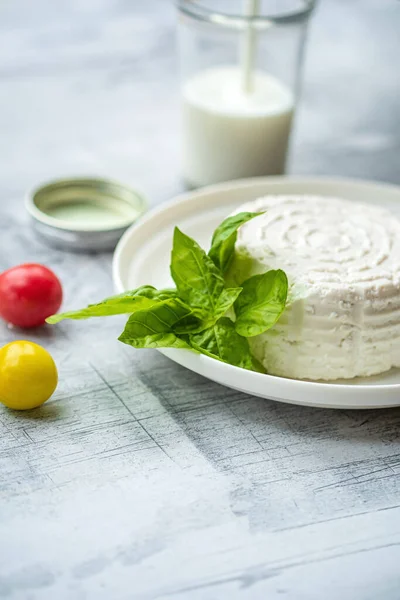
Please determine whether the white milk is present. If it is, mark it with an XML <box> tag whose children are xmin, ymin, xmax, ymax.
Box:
<box><xmin>182</xmin><ymin>66</ymin><xmax>294</xmax><ymax>188</ymax></box>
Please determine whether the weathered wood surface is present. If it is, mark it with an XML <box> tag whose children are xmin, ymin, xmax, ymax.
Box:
<box><xmin>1</xmin><ymin>1</ymin><xmax>400</xmax><ymax>598</ymax></box>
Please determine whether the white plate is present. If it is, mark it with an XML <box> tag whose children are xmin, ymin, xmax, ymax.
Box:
<box><xmin>113</xmin><ymin>176</ymin><xmax>400</xmax><ymax>409</ymax></box>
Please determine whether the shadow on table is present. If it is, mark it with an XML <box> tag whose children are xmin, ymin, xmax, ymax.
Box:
<box><xmin>2</xmin><ymin>400</ymin><xmax>66</xmax><ymax>422</ymax></box>
<box><xmin>144</xmin><ymin>352</ymin><xmax>400</xmax><ymax>447</ymax></box>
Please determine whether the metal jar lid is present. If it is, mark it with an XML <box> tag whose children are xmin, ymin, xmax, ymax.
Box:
<box><xmin>26</xmin><ymin>177</ymin><xmax>147</xmax><ymax>252</ymax></box>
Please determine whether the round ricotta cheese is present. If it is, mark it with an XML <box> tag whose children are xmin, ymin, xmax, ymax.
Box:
<box><xmin>231</xmin><ymin>195</ymin><xmax>400</xmax><ymax>380</ymax></box>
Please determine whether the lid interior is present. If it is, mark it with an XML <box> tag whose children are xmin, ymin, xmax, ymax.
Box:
<box><xmin>31</xmin><ymin>179</ymin><xmax>146</xmax><ymax>232</ymax></box>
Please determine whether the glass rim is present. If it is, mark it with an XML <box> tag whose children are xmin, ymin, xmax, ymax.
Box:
<box><xmin>177</xmin><ymin>1</ymin><xmax>316</xmax><ymax>26</ymax></box>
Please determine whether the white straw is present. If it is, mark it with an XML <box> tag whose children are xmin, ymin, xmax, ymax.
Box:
<box><xmin>241</xmin><ymin>0</ymin><xmax>260</xmax><ymax>94</ymax></box>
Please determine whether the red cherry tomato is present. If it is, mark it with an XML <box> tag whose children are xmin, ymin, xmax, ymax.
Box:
<box><xmin>0</xmin><ymin>264</ymin><xmax>63</xmax><ymax>328</ymax></box>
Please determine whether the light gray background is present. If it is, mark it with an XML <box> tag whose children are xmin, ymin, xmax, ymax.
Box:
<box><xmin>1</xmin><ymin>1</ymin><xmax>400</xmax><ymax>599</ymax></box>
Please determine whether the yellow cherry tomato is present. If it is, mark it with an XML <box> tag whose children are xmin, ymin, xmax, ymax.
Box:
<box><xmin>0</xmin><ymin>341</ymin><xmax>58</xmax><ymax>410</ymax></box>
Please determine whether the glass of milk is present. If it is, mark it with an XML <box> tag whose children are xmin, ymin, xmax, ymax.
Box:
<box><xmin>177</xmin><ymin>0</ymin><xmax>316</xmax><ymax>188</ymax></box>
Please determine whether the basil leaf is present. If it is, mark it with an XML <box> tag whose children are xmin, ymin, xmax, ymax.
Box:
<box><xmin>47</xmin><ymin>296</ymin><xmax>155</xmax><ymax>324</ymax></box>
<box><xmin>172</xmin><ymin>286</ymin><xmax>242</xmax><ymax>334</ymax></box>
<box><xmin>209</xmin><ymin>212</ymin><xmax>263</xmax><ymax>273</ymax></box>
<box><xmin>120</xmin><ymin>331</ymin><xmax>191</xmax><ymax>350</ymax></box>
<box><xmin>234</xmin><ymin>269</ymin><xmax>288</xmax><ymax>337</ymax></box>
<box><xmin>172</xmin><ymin>310</ymin><xmax>206</xmax><ymax>334</ymax></box>
<box><xmin>170</xmin><ymin>227</ymin><xmax>225</xmax><ymax>315</ymax></box>
<box><xmin>118</xmin><ymin>297</ymin><xmax>194</xmax><ymax>350</ymax></box>
<box><xmin>190</xmin><ymin>317</ymin><xmax>256</xmax><ymax>371</ymax></box>
<box><xmin>46</xmin><ymin>286</ymin><xmax>177</xmax><ymax>324</ymax></box>
<box><xmin>128</xmin><ymin>286</ymin><xmax>177</xmax><ymax>300</ymax></box>
<box><xmin>216</xmin><ymin>287</ymin><xmax>243</xmax><ymax>316</ymax></box>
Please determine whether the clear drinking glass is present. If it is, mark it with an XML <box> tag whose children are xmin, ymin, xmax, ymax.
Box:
<box><xmin>177</xmin><ymin>0</ymin><xmax>316</xmax><ymax>188</ymax></box>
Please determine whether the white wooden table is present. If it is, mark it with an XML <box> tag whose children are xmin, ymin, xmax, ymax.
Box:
<box><xmin>1</xmin><ymin>2</ymin><xmax>400</xmax><ymax>599</ymax></box>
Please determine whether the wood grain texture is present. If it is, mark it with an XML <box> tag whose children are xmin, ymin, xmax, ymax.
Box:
<box><xmin>0</xmin><ymin>1</ymin><xmax>400</xmax><ymax>599</ymax></box>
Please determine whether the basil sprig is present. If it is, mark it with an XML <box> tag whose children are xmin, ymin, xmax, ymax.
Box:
<box><xmin>48</xmin><ymin>212</ymin><xmax>288</xmax><ymax>372</ymax></box>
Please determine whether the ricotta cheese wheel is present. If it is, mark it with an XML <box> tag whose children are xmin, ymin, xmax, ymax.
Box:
<box><xmin>231</xmin><ymin>195</ymin><xmax>400</xmax><ymax>380</ymax></box>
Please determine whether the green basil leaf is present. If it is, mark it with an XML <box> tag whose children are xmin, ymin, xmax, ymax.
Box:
<box><xmin>120</xmin><ymin>331</ymin><xmax>192</xmax><ymax>350</ymax></box>
<box><xmin>173</xmin><ymin>287</ymin><xmax>242</xmax><ymax>334</ymax></box>
<box><xmin>46</xmin><ymin>286</ymin><xmax>177</xmax><ymax>324</ymax></box>
<box><xmin>170</xmin><ymin>227</ymin><xmax>225</xmax><ymax>315</ymax></box>
<box><xmin>234</xmin><ymin>269</ymin><xmax>288</xmax><ymax>337</ymax></box>
<box><xmin>128</xmin><ymin>286</ymin><xmax>177</xmax><ymax>300</ymax></box>
<box><xmin>118</xmin><ymin>297</ymin><xmax>194</xmax><ymax>350</ymax></box>
<box><xmin>172</xmin><ymin>310</ymin><xmax>206</xmax><ymax>334</ymax></box>
<box><xmin>46</xmin><ymin>296</ymin><xmax>154</xmax><ymax>324</ymax></box>
<box><xmin>190</xmin><ymin>317</ymin><xmax>256</xmax><ymax>371</ymax></box>
<box><xmin>208</xmin><ymin>212</ymin><xmax>263</xmax><ymax>273</ymax></box>
<box><xmin>216</xmin><ymin>287</ymin><xmax>243</xmax><ymax>316</ymax></box>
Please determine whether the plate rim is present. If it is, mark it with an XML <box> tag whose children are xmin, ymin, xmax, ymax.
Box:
<box><xmin>112</xmin><ymin>175</ymin><xmax>400</xmax><ymax>401</ymax></box>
